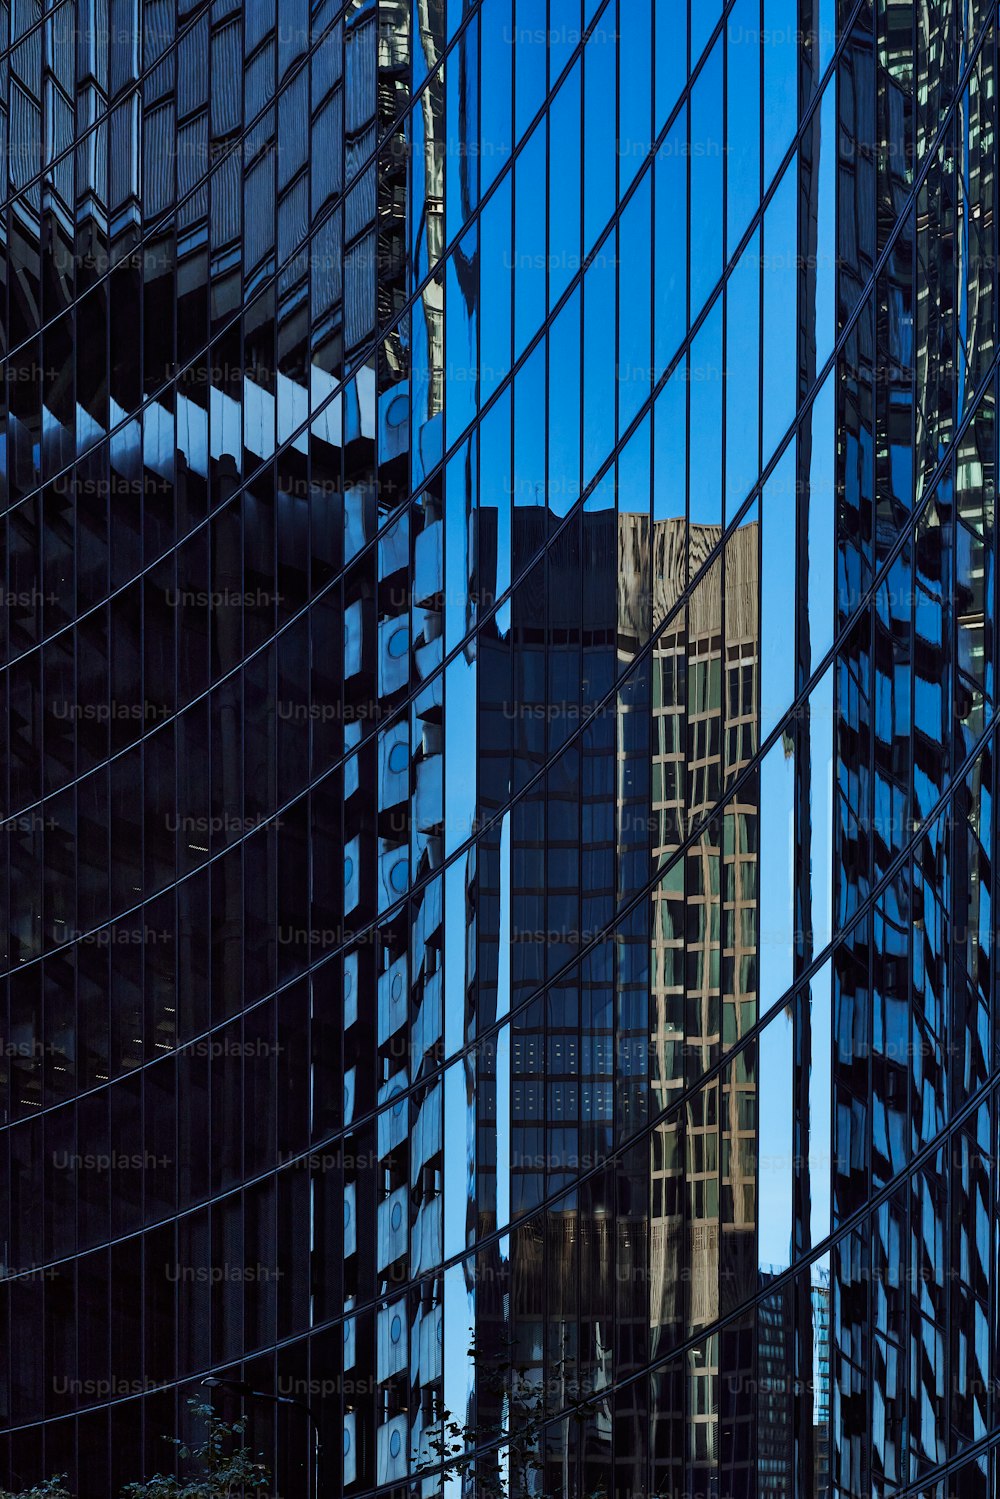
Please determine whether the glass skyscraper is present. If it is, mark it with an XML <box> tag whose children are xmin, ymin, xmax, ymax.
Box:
<box><xmin>0</xmin><ymin>0</ymin><xmax>997</xmax><ymax>1495</ymax></box>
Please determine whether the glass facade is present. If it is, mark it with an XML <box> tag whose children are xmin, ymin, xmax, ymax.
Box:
<box><xmin>0</xmin><ymin>0</ymin><xmax>998</xmax><ymax>1495</ymax></box>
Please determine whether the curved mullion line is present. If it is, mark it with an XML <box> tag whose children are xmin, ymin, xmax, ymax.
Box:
<box><xmin>1</xmin><ymin>294</ymin><xmax>995</xmax><ymax>1265</ymax></box>
<box><xmin>0</xmin><ymin>0</ymin><xmax>991</xmax><ymax>1459</ymax></box>
<box><xmin>2</xmin><ymin>1</ymin><xmax>996</xmax><ymax>1460</ymax></box>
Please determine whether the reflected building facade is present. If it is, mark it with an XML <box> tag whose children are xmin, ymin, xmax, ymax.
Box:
<box><xmin>0</xmin><ymin>1</ymin><xmax>999</xmax><ymax>1498</ymax></box>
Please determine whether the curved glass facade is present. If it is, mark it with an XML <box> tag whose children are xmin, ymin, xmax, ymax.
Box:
<box><xmin>0</xmin><ymin>0</ymin><xmax>999</xmax><ymax>1494</ymax></box>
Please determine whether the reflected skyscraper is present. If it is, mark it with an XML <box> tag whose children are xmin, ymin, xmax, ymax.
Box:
<box><xmin>0</xmin><ymin>2</ymin><xmax>998</xmax><ymax>1497</ymax></box>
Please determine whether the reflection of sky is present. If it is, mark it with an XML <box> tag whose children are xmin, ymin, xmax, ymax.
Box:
<box><xmin>691</xmin><ymin>0</ymin><xmax>722</xmax><ymax>68</ymax></box>
<box><xmin>655</xmin><ymin>114</ymin><xmax>686</xmax><ymax>381</ymax></box>
<box><xmin>445</xmin><ymin>861</ymin><xmax>467</xmax><ymax>1059</ymax></box>
<box><xmin>760</xmin><ymin>446</ymin><xmax>797</xmax><ymax>741</ymax></box>
<box><xmin>548</xmin><ymin>286</ymin><xmax>581</xmax><ymax>517</ymax></box>
<box><xmin>445</xmin><ymin>654</ymin><xmax>477</xmax><ymax>857</ymax></box>
<box><xmin>757</xmin><ymin>654</ymin><xmax>834</xmax><ymax>1271</ymax></box>
<box><xmin>763</xmin><ymin>164</ymin><xmax>798</xmax><ymax>465</ymax></box>
<box><xmin>808</xmin><ymin>376</ymin><xmax>836</xmax><ymax>667</ymax></box>
<box><xmin>756</xmin><ymin>735</ymin><xmax>833</xmax><ymax>1272</ymax></box>
<box><xmin>747</xmin><ymin>614</ymin><xmax>794</xmax><ymax>1275</ymax></box>
<box><xmin>443</xmin><ymin>1260</ymin><xmax>476</xmax><ymax>1490</ymax></box>
<box><xmin>811</xmin><ymin>1253</ymin><xmax>832</xmax><ymax>1428</ymax></box>
<box><xmin>810</xmin><ymin>963</ymin><xmax>833</xmax><ymax>1247</ymax></box>
<box><xmin>759</xmin><ymin>737</ymin><xmax>795</xmax><ymax>1013</ymax></box>
<box><xmin>690</xmin><ymin>38</ymin><xmax>722</xmax><ymax>314</ymax></box>
<box><xmin>762</xmin><ymin>0</ymin><xmax>799</xmax><ymax>188</ymax></box>
<box><xmin>756</xmin><ymin>999</ymin><xmax>793</xmax><ymax>1272</ymax></box>
<box><xmin>480</xmin><ymin>175</ymin><xmax>511</xmax><ymax>410</ymax></box>
<box><xmin>726</xmin><ymin>229</ymin><xmax>761</xmax><ymax>513</ymax></box>
<box><xmin>689</xmin><ymin>301</ymin><xmax>722</xmax><ymax>527</ymax></box>
<box><xmin>727</xmin><ymin>0</ymin><xmax>760</xmax><ymax>247</ymax></box>
<box><xmin>810</xmin><ymin>670</ymin><xmax>835</xmax><ymax>958</ymax></box>
<box><xmin>619</xmin><ymin>172</ymin><xmax>652</xmax><ymax>433</ymax></box>
<box><xmin>654</xmin><ymin>361</ymin><xmax>685</xmax><ymax>521</ymax></box>
<box><xmin>583</xmin><ymin>249</ymin><xmax>615</xmax><ymax>486</ymax></box>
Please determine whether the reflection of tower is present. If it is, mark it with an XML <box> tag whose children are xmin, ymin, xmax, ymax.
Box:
<box><xmin>757</xmin><ymin>1269</ymin><xmax>795</xmax><ymax>1498</ymax></box>
<box><xmin>649</xmin><ymin>517</ymin><xmax>761</xmax><ymax>1497</ymax></box>
<box><xmin>472</xmin><ymin>503</ymin><xmax>621</xmax><ymax>1493</ymax></box>
<box><xmin>412</xmin><ymin>0</ymin><xmax>446</xmax><ymax>457</ymax></box>
<box><xmin>811</xmin><ymin>1268</ymin><xmax>832</xmax><ymax>1498</ymax></box>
